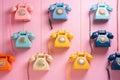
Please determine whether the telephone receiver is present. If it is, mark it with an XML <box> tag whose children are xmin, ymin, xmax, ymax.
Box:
<box><xmin>50</xmin><ymin>30</ymin><xmax>73</xmax><ymax>39</ymax></box>
<box><xmin>12</xmin><ymin>31</ymin><xmax>35</xmax><ymax>40</ymax></box>
<box><xmin>48</xmin><ymin>3</ymin><xmax>72</xmax><ymax>12</ymax></box>
<box><xmin>108</xmin><ymin>53</ymin><xmax>120</xmax><ymax>62</ymax></box>
<box><xmin>90</xmin><ymin>30</ymin><xmax>114</xmax><ymax>39</ymax></box>
<box><xmin>0</xmin><ymin>54</ymin><xmax>15</xmax><ymax>70</ymax></box>
<box><xmin>29</xmin><ymin>53</ymin><xmax>53</xmax><ymax>63</ymax></box>
<box><xmin>11</xmin><ymin>3</ymin><xmax>33</xmax><ymax>13</ymax></box>
<box><xmin>69</xmin><ymin>52</ymin><xmax>93</xmax><ymax>61</ymax></box>
<box><xmin>90</xmin><ymin>3</ymin><xmax>113</xmax><ymax>12</ymax></box>
<box><xmin>108</xmin><ymin>53</ymin><xmax>120</xmax><ymax>70</ymax></box>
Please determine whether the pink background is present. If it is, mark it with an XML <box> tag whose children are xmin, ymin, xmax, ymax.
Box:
<box><xmin>0</xmin><ymin>0</ymin><xmax>120</xmax><ymax>80</ymax></box>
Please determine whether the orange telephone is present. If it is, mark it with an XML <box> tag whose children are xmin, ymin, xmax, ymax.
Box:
<box><xmin>69</xmin><ymin>52</ymin><xmax>93</xmax><ymax>69</ymax></box>
<box><xmin>0</xmin><ymin>54</ymin><xmax>15</xmax><ymax>70</ymax></box>
<box><xmin>50</xmin><ymin>30</ymin><xmax>73</xmax><ymax>48</ymax></box>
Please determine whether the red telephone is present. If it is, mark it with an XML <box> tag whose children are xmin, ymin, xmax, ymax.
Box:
<box><xmin>11</xmin><ymin>3</ymin><xmax>33</xmax><ymax>21</ymax></box>
<box><xmin>0</xmin><ymin>54</ymin><xmax>15</xmax><ymax>70</ymax></box>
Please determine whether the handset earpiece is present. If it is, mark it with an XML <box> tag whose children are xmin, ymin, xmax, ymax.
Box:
<box><xmin>106</xmin><ymin>4</ymin><xmax>113</xmax><ymax>12</ymax></box>
<box><xmin>46</xmin><ymin>54</ymin><xmax>53</xmax><ymax>62</ymax></box>
<box><xmin>12</xmin><ymin>32</ymin><xmax>19</xmax><ymax>40</ymax></box>
<box><xmin>27</xmin><ymin>5</ymin><xmax>33</xmax><ymax>12</ymax></box>
<box><xmin>50</xmin><ymin>32</ymin><xmax>57</xmax><ymax>39</ymax></box>
<box><xmin>28</xmin><ymin>32</ymin><xmax>35</xmax><ymax>40</ymax></box>
<box><xmin>86</xmin><ymin>53</ymin><xmax>93</xmax><ymax>61</ymax></box>
<box><xmin>90</xmin><ymin>31</ymin><xmax>98</xmax><ymax>39</ymax></box>
<box><xmin>108</xmin><ymin>53</ymin><xmax>116</xmax><ymax>62</ymax></box>
<box><xmin>65</xmin><ymin>4</ymin><xmax>72</xmax><ymax>11</ymax></box>
<box><xmin>69</xmin><ymin>53</ymin><xmax>77</xmax><ymax>61</ymax></box>
<box><xmin>8</xmin><ymin>55</ymin><xmax>15</xmax><ymax>63</ymax></box>
<box><xmin>107</xmin><ymin>32</ymin><xmax>114</xmax><ymax>39</ymax></box>
<box><xmin>90</xmin><ymin>4</ymin><xmax>97</xmax><ymax>12</ymax></box>
<box><xmin>29</xmin><ymin>55</ymin><xmax>36</xmax><ymax>62</ymax></box>
<box><xmin>48</xmin><ymin>4</ymin><xmax>56</xmax><ymax>12</ymax></box>
<box><xmin>10</xmin><ymin>6</ymin><xmax>17</xmax><ymax>13</ymax></box>
<box><xmin>67</xmin><ymin>32</ymin><xmax>74</xmax><ymax>39</ymax></box>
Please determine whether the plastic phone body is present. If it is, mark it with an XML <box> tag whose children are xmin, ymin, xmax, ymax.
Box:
<box><xmin>69</xmin><ymin>52</ymin><xmax>93</xmax><ymax>69</ymax></box>
<box><xmin>29</xmin><ymin>53</ymin><xmax>53</xmax><ymax>70</ymax></box>
<box><xmin>90</xmin><ymin>30</ymin><xmax>113</xmax><ymax>47</ymax></box>
<box><xmin>0</xmin><ymin>54</ymin><xmax>15</xmax><ymax>70</ymax></box>
<box><xmin>90</xmin><ymin>3</ymin><xmax>112</xmax><ymax>20</ymax></box>
<box><xmin>48</xmin><ymin>3</ymin><xmax>71</xmax><ymax>20</ymax></box>
<box><xmin>11</xmin><ymin>3</ymin><xmax>33</xmax><ymax>21</ymax></box>
<box><xmin>50</xmin><ymin>30</ymin><xmax>73</xmax><ymax>48</ymax></box>
<box><xmin>12</xmin><ymin>31</ymin><xmax>35</xmax><ymax>48</ymax></box>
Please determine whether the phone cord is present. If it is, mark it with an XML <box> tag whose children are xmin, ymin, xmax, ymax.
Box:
<box><xmin>27</xmin><ymin>62</ymin><xmax>30</xmax><ymax>80</ymax></box>
<box><xmin>116</xmin><ymin>0</ymin><xmax>119</xmax><ymax>52</ymax></box>
<box><xmin>106</xmin><ymin>61</ymin><xmax>110</xmax><ymax>80</ymax></box>
<box><xmin>88</xmin><ymin>11</ymin><xmax>93</xmax><ymax>55</ymax></box>
<box><xmin>48</xmin><ymin>11</ymin><xmax>53</xmax><ymax>29</ymax></box>
<box><xmin>8</xmin><ymin>13</ymin><xmax>17</xmax><ymax>55</ymax></box>
<box><xmin>67</xmin><ymin>61</ymin><xmax>71</xmax><ymax>80</ymax></box>
<box><xmin>2</xmin><ymin>0</ymin><xmax>4</xmax><ymax>53</ymax></box>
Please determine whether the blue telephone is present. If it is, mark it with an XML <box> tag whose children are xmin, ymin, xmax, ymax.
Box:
<box><xmin>90</xmin><ymin>30</ymin><xmax>114</xmax><ymax>47</ymax></box>
<box><xmin>11</xmin><ymin>31</ymin><xmax>35</xmax><ymax>48</ymax></box>
<box><xmin>90</xmin><ymin>3</ymin><xmax>113</xmax><ymax>20</ymax></box>
<box><xmin>48</xmin><ymin>3</ymin><xmax>72</xmax><ymax>20</ymax></box>
<box><xmin>108</xmin><ymin>53</ymin><xmax>120</xmax><ymax>70</ymax></box>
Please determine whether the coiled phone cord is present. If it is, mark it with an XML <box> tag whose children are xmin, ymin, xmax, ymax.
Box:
<box><xmin>106</xmin><ymin>0</ymin><xmax>119</xmax><ymax>80</ymax></box>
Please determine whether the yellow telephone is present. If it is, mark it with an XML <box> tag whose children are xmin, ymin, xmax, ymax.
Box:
<box><xmin>69</xmin><ymin>52</ymin><xmax>93</xmax><ymax>69</ymax></box>
<box><xmin>50</xmin><ymin>30</ymin><xmax>73</xmax><ymax>48</ymax></box>
<box><xmin>29</xmin><ymin>53</ymin><xmax>53</xmax><ymax>71</ymax></box>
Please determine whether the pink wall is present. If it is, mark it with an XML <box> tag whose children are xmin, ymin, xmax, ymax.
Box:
<box><xmin>0</xmin><ymin>0</ymin><xmax>120</xmax><ymax>80</ymax></box>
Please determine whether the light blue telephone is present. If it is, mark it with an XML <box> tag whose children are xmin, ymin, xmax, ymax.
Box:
<box><xmin>48</xmin><ymin>3</ymin><xmax>72</xmax><ymax>20</ymax></box>
<box><xmin>90</xmin><ymin>3</ymin><xmax>113</xmax><ymax>20</ymax></box>
<box><xmin>11</xmin><ymin>31</ymin><xmax>35</xmax><ymax>48</ymax></box>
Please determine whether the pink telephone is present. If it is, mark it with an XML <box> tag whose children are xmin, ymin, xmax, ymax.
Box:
<box><xmin>11</xmin><ymin>3</ymin><xmax>33</xmax><ymax>21</ymax></box>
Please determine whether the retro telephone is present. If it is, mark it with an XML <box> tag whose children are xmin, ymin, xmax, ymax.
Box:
<box><xmin>29</xmin><ymin>53</ymin><xmax>53</xmax><ymax>70</ymax></box>
<box><xmin>0</xmin><ymin>54</ymin><xmax>15</xmax><ymax>70</ymax></box>
<box><xmin>11</xmin><ymin>3</ymin><xmax>33</xmax><ymax>21</ymax></box>
<box><xmin>90</xmin><ymin>30</ymin><xmax>114</xmax><ymax>47</ymax></box>
<box><xmin>48</xmin><ymin>3</ymin><xmax>72</xmax><ymax>20</ymax></box>
<box><xmin>108</xmin><ymin>53</ymin><xmax>120</xmax><ymax>70</ymax></box>
<box><xmin>50</xmin><ymin>30</ymin><xmax>73</xmax><ymax>48</ymax></box>
<box><xmin>69</xmin><ymin>52</ymin><xmax>93</xmax><ymax>69</ymax></box>
<box><xmin>11</xmin><ymin>31</ymin><xmax>35</xmax><ymax>48</ymax></box>
<box><xmin>90</xmin><ymin>3</ymin><xmax>113</xmax><ymax>20</ymax></box>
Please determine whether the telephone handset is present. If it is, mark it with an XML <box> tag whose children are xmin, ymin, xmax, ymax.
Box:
<box><xmin>48</xmin><ymin>3</ymin><xmax>72</xmax><ymax>20</ymax></box>
<box><xmin>90</xmin><ymin>30</ymin><xmax>114</xmax><ymax>47</ymax></box>
<box><xmin>108</xmin><ymin>53</ymin><xmax>120</xmax><ymax>70</ymax></box>
<box><xmin>69</xmin><ymin>52</ymin><xmax>93</xmax><ymax>69</ymax></box>
<box><xmin>90</xmin><ymin>3</ymin><xmax>113</xmax><ymax>20</ymax></box>
<box><xmin>0</xmin><ymin>54</ymin><xmax>15</xmax><ymax>70</ymax></box>
<box><xmin>11</xmin><ymin>3</ymin><xmax>33</xmax><ymax>21</ymax></box>
<box><xmin>29</xmin><ymin>53</ymin><xmax>53</xmax><ymax>70</ymax></box>
<box><xmin>50</xmin><ymin>30</ymin><xmax>74</xmax><ymax>48</ymax></box>
<box><xmin>12</xmin><ymin>31</ymin><xmax>35</xmax><ymax>48</ymax></box>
